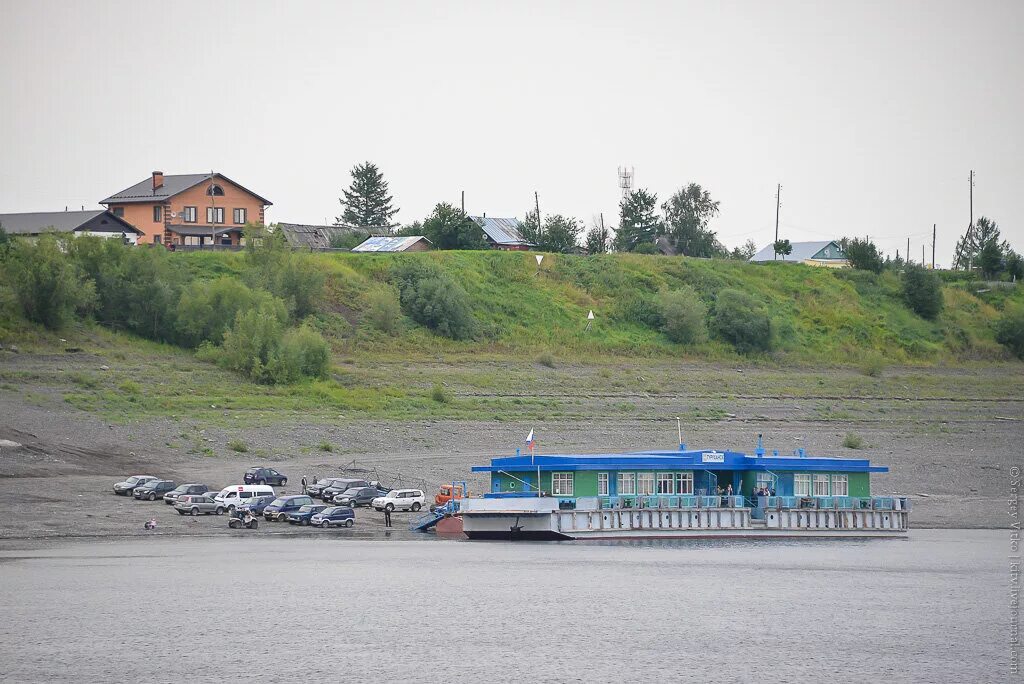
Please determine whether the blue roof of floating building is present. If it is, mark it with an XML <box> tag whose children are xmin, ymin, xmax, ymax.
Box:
<box><xmin>472</xmin><ymin>448</ymin><xmax>888</xmax><ymax>474</ymax></box>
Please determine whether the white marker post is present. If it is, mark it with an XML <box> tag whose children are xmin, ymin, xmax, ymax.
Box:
<box><xmin>535</xmin><ymin>254</ymin><xmax>543</xmax><ymax>276</ymax></box>
<box><xmin>585</xmin><ymin>309</ymin><xmax>595</xmax><ymax>332</ymax></box>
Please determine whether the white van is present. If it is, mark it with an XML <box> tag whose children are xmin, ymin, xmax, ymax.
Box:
<box><xmin>215</xmin><ymin>484</ymin><xmax>276</xmax><ymax>511</ymax></box>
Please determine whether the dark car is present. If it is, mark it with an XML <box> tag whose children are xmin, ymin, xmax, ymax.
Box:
<box><xmin>310</xmin><ymin>506</ymin><xmax>356</xmax><ymax>528</ymax></box>
<box><xmin>243</xmin><ymin>467</ymin><xmax>288</xmax><ymax>487</ymax></box>
<box><xmin>320</xmin><ymin>478</ymin><xmax>370</xmax><ymax>502</ymax></box>
<box><xmin>239</xmin><ymin>494</ymin><xmax>277</xmax><ymax>516</ymax></box>
<box><xmin>263</xmin><ymin>495</ymin><xmax>314</xmax><ymax>521</ymax></box>
<box><xmin>163</xmin><ymin>483</ymin><xmax>212</xmax><ymax>505</ymax></box>
<box><xmin>134</xmin><ymin>479</ymin><xmax>177</xmax><ymax>501</ymax></box>
<box><xmin>113</xmin><ymin>475</ymin><xmax>157</xmax><ymax>496</ymax></box>
<box><xmin>305</xmin><ymin>478</ymin><xmax>340</xmax><ymax>499</ymax></box>
<box><xmin>286</xmin><ymin>504</ymin><xmax>329</xmax><ymax>525</ymax></box>
<box><xmin>332</xmin><ymin>486</ymin><xmax>380</xmax><ymax>508</ymax></box>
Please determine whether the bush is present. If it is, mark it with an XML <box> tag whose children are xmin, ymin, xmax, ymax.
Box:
<box><xmin>215</xmin><ymin>298</ymin><xmax>289</xmax><ymax>383</ymax></box>
<box><xmin>842</xmin><ymin>433</ymin><xmax>864</xmax><ymax>449</ymax></box>
<box><xmin>710</xmin><ymin>289</ymin><xmax>775</xmax><ymax>353</ymax></box>
<box><xmin>843</xmin><ymin>237</ymin><xmax>884</xmax><ymax>273</ymax></box>
<box><xmin>613</xmin><ymin>291</ymin><xmax>663</xmax><ymax>328</ymax></box>
<box><xmin>537</xmin><ymin>351</ymin><xmax>556</xmax><ymax>368</ymax></box>
<box><xmin>228</xmin><ymin>439</ymin><xmax>248</xmax><ymax>453</ymax></box>
<box><xmin>430</xmin><ymin>383</ymin><xmax>451</xmax><ymax>403</ymax></box>
<box><xmin>6</xmin><ymin>235</ymin><xmax>95</xmax><ymax>329</ymax></box>
<box><xmin>362</xmin><ymin>287</ymin><xmax>403</xmax><ymax>335</ymax></box>
<box><xmin>244</xmin><ymin>227</ymin><xmax>324</xmax><ymax>319</ymax></box>
<box><xmin>176</xmin><ymin>277</ymin><xmax>261</xmax><ymax>347</ymax></box>
<box><xmin>859</xmin><ymin>353</ymin><xmax>886</xmax><ymax>378</ymax></box>
<box><xmin>392</xmin><ymin>262</ymin><xmax>476</xmax><ymax>340</ymax></box>
<box><xmin>995</xmin><ymin>305</ymin><xmax>1024</xmax><ymax>359</ymax></box>
<box><xmin>658</xmin><ymin>287</ymin><xmax>708</xmax><ymax>344</ymax></box>
<box><xmin>632</xmin><ymin>243</ymin><xmax>660</xmax><ymax>255</ymax></box>
<box><xmin>902</xmin><ymin>266</ymin><xmax>943</xmax><ymax>320</ymax></box>
<box><xmin>318</xmin><ymin>440</ymin><xmax>334</xmax><ymax>452</ymax></box>
<box><xmin>329</xmin><ymin>230</ymin><xmax>369</xmax><ymax>249</ymax></box>
<box><xmin>271</xmin><ymin>324</ymin><xmax>332</xmax><ymax>383</ymax></box>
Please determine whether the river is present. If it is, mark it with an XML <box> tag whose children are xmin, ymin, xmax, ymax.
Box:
<box><xmin>0</xmin><ymin>530</ymin><xmax>1009</xmax><ymax>683</ymax></box>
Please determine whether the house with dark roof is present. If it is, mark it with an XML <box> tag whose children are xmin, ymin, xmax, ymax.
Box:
<box><xmin>0</xmin><ymin>210</ymin><xmax>142</xmax><ymax>243</ymax></box>
<box><xmin>277</xmin><ymin>223</ymin><xmax>370</xmax><ymax>250</ymax></box>
<box><xmin>750</xmin><ymin>240</ymin><xmax>849</xmax><ymax>268</ymax></box>
<box><xmin>101</xmin><ymin>171</ymin><xmax>272</xmax><ymax>248</ymax></box>
<box><xmin>469</xmin><ymin>216</ymin><xmax>532</xmax><ymax>250</ymax></box>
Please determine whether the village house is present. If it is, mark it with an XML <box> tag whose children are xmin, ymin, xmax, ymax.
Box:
<box><xmin>750</xmin><ymin>240</ymin><xmax>849</xmax><ymax>268</ymax></box>
<box><xmin>469</xmin><ymin>216</ymin><xmax>532</xmax><ymax>250</ymax></box>
<box><xmin>0</xmin><ymin>210</ymin><xmax>142</xmax><ymax>243</ymax></box>
<box><xmin>351</xmin><ymin>235</ymin><xmax>432</xmax><ymax>252</ymax></box>
<box><xmin>100</xmin><ymin>171</ymin><xmax>272</xmax><ymax>248</ymax></box>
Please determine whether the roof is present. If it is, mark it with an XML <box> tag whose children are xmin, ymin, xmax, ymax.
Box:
<box><xmin>469</xmin><ymin>216</ymin><xmax>530</xmax><ymax>246</ymax></box>
<box><xmin>351</xmin><ymin>235</ymin><xmax>431</xmax><ymax>252</ymax></box>
<box><xmin>0</xmin><ymin>210</ymin><xmax>142</xmax><ymax>235</ymax></box>
<box><xmin>472</xmin><ymin>447</ymin><xmax>887</xmax><ymax>474</ymax></box>
<box><xmin>750</xmin><ymin>240</ymin><xmax>846</xmax><ymax>263</ymax></box>
<box><xmin>101</xmin><ymin>173</ymin><xmax>272</xmax><ymax>206</ymax></box>
<box><xmin>276</xmin><ymin>223</ymin><xmax>369</xmax><ymax>249</ymax></box>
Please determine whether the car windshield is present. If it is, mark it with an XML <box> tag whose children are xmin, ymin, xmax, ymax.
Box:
<box><xmin>170</xmin><ymin>485</ymin><xmax>188</xmax><ymax>493</ymax></box>
<box><xmin>269</xmin><ymin>498</ymin><xmax>286</xmax><ymax>507</ymax></box>
<box><xmin>315</xmin><ymin>479</ymin><xmax>331</xmax><ymax>486</ymax></box>
<box><xmin>298</xmin><ymin>505</ymin><xmax>314</xmax><ymax>513</ymax></box>
<box><xmin>125</xmin><ymin>477</ymin><xmax>141</xmax><ymax>485</ymax></box>
<box><xmin>341</xmin><ymin>488</ymin><xmax>362</xmax><ymax>495</ymax></box>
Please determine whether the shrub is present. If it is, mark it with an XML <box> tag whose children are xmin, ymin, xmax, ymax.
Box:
<box><xmin>329</xmin><ymin>230</ymin><xmax>369</xmax><ymax>249</ymax></box>
<box><xmin>118</xmin><ymin>380</ymin><xmax>141</xmax><ymax>394</ymax></box>
<box><xmin>537</xmin><ymin>351</ymin><xmax>556</xmax><ymax>368</ymax></box>
<box><xmin>842</xmin><ymin>432</ymin><xmax>864</xmax><ymax>449</ymax></box>
<box><xmin>430</xmin><ymin>383</ymin><xmax>451</xmax><ymax>403</ymax></box>
<box><xmin>244</xmin><ymin>227</ymin><xmax>324</xmax><ymax>319</ymax></box>
<box><xmin>902</xmin><ymin>266</ymin><xmax>943</xmax><ymax>320</ymax></box>
<box><xmin>843</xmin><ymin>237</ymin><xmax>884</xmax><ymax>273</ymax></box>
<box><xmin>658</xmin><ymin>287</ymin><xmax>708</xmax><ymax>344</ymax></box>
<box><xmin>613</xmin><ymin>291</ymin><xmax>663</xmax><ymax>328</ymax></box>
<box><xmin>271</xmin><ymin>324</ymin><xmax>332</xmax><ymax>383</ymax></box>
<box><xmin>995</xmin><ymin>305</ymin><xmax>1024</xmax><ymax>359</ymax></box>
<box><xmin>318</xmin><ymin>440</ymin><xmax>334</xmax><ymax>452</ymax></box>
<box><xmin>216</xmin><ymin>298</ymin><xmax>289</xmax><ymax>383</ymax></box>
<box><xmin>710</xmin><ymin>289</ymin><xmax>775</xmax><ymax>353</ymax></box>
<box><xmin>228</xmin><ymin>439</ymin><xmax>248</xmax><ymax>453</ymax></box>
<box><xmin>632</xmin><ymin>242</ymin><xmax>660</xmax><ymax>255</ymax></box>
<box><xmin>362</xmin><ymin>287</ymin><xmax>403</xmax><ymax>335</ymax></box>
<box><xmin>402</xmin><ymin>277</ymin><xmax>475</xmax><ymax>340</ymax></box>
<box><xmin>6</xmin><ymin>235</ymin><xmax>96</xmax><ymax>329</ymax></box>
<box><xmin>859</xmin><ymin>353</ymin><xmax>886</xmax><ymax>378</ymax></box>
<box><xmin>176</xmin><ymin>277</ymin><xmax>260</xmax><ymax>347</ymax></box>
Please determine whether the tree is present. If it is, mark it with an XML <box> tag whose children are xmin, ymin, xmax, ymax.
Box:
<box><xmin>842</xmin><ymin>237</ymin><xmax>884</xmax><ymax>274</ymax></box>
<box><xmin>729</xmin><ymin>239</ymin><xmax>757</xmax><ymax>261</ymax></box>
<box><xmin>584</xmin><ymin>219</ymin><xmax>610</xmax><ymax>254</ymax></box>
<box><xmin>1006</xmin><ymin>250</ymin><xmax>1023</xmax><ymax>281</ymax></box>
<box><xmin>773</xmin><ymin>239</ymin><xmax>792</xmax><ymax>259</ymax></box>
<box><xmin>660</xmin><ymin>184</ymin><xmax>723</xmax><ymax>257</ymax></box>
<box><xmin>421</xmin><ymin>203</ymin><xmax>488</xmax><ymax>250</ymax></box>
<box><xmin>995</xmin><ymin>305</ymin><xmax>1024</xmax><ymax>359</ymax></box>
<box><xmin>978</xmin><ymin>235</ymin><xmax>1005</xmax><ymax>278</ymax></box>
<box><xmin>902</xmin><ymin>265</ymin><xmax>943</xmax><ymax>320</ymax></box>
<box><xmin>244</xmin><ymin>226</ymin><xmax>325</xmax><ymax>319</ymax></box>
<box><xmin>6</xmin><ymin>235</ymin><xmax>95</xmax><ymax>329</ymax></box>
<box><xmin>710</xmin><ymin>289</ymin><xmax>775</xmax><ymax>353</ymax></box>
<box><xmin>658</xmin><ymin>287</ymin><xmax>708</xmax><ymax>344</ymax></box>
<box><xmin>521</xmin><ymin>211</ymin><xmax>582</xmax><ymax>253</ymax></box>
<box><xmin>613</xmin><ymin>189</ymin><xmax>660</xmax><ymax>252</ymax></box>
<box><xmin>336</xmin><ymin>161</ymin><xmax>398</xmax><ymax>228</ymax></box>
<box><xmin>954</xmin><ymin>216</ymin><xmax>1003</xmax><ymax>270</ymax></box>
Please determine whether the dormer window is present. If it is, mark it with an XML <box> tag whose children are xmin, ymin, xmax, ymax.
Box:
<box><xmin>207</xmin><ymin>184</ymin><xmax>225</xmax><ymax>196</ymax></box>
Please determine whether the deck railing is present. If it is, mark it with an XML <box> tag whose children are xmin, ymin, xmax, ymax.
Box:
<box><xmin>593</xmin><ymin>495</ymin><xmax>908</xmax><ymax>512</ymax></box>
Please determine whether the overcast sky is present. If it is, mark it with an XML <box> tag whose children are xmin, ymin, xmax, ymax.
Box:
<box><xmin>1</xmin><ymin>0</ymin><xmax>1020</xmax><ymax>264</ymax></box>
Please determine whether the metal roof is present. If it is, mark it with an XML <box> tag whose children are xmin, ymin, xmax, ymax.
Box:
<box><xmin>750</xmin><ymin>240</ymin><xmax>845</xmax><ymax>263</ymax></box>
<box><xmin>469</xmin><ymin>216</ymin><xmax>530</xmax><ymax>246</ymax></box>
<box><xmin>0</xmin><ymin>210</ymin><xmax>142</xmax><ymax>235</ymax></box>
<box><xmin>351</xmin><ymin>235</ymin><xmax>431</xmax><ymax>252</ymax></box>
<box><xmin>100</xmin><ymin>172</ymin><xmax>273</xmax><ymax>206</ymax></box>
<box><xmin>276</xmin><ymin>223</ymin><xmax>363</xmax><ymax>249</ymax></box>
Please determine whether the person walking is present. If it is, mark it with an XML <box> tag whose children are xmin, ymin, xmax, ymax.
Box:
<box><xmin>301</xmin><ymin>476</ymin><xmax>307</xmax><ymax>494</ymax></box>
<box><xmin>384</xmin><ymin>506</ymin><xmax>392</xmax><ymax>528</ymax></box>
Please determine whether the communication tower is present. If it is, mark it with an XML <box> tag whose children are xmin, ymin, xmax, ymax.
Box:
<box><xmin>617</xmin><ymin>166</ymin><xmax>634</xmax><ymax>200</ymax></box>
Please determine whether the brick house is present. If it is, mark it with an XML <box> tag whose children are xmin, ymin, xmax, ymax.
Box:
<box><xmin>101</xmin><ymin>172</ymin><xmax>272</xmax><ymax>247</ymax></box>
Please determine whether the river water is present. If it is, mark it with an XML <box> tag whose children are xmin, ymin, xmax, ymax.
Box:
<box><xmin>0</xmin><ymin>530</ymin><xmax>1009</xmax><ymax>683</ymax></box>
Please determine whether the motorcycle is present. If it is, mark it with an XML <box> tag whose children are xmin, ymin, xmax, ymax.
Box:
<box><xmin>228</xmin><ymin>508</ymin><xmax>259</xmax><ymax>530</ymax></box>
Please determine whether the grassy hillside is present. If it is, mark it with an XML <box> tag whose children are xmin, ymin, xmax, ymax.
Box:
<box><xmin>175</xmin><ymin>250</ymin><xmax>1019</xmax><ymax>365</ymax></box>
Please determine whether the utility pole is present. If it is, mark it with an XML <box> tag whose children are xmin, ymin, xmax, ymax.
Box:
<box><xmin>932</xmin><ymin>224</ymin><xmax>936</xmax><ymax>269</ymax></box>
<box><xmin>967</xmin><ymin>170</ymin><xmax>975</xmax><ymax>271</ymax></box>
<box><xmin>907</xmin><ymin>237</ymin><xmax>910</xmax><ymax>266</ymax></box>
<box><xmin>774</xmin><ymin>183</ymin><xmax>781</xmax><ymax>260</ymax></box>
<box><xmin>922</xmin><ymin>244</ymin><xmax>925</xmax><ymax>266</ymax></box>
<box><xmin>535</xmin><ymin>191</ymin><xmax>542</xmax><ymax>243</ymax></box>
<box><xmin>461</xmin><ymin>190</ymin><xmax>465</xmax><ymax>214</ymax></box>
<box><xmin>599</xmin><ymin>213</ymin><xmax>607</xmax><ymax>252</ymax></box>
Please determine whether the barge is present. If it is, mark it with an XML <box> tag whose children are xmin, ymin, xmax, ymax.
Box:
<box><xmin>460</xmin><ymin>436</ymin><xmax>909</xmax><ymax>541</ymax></box>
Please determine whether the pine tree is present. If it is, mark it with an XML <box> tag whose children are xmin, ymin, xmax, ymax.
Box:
<box><xmin>336</xmin><ymin>162</ymin><xmax>398</xmax><ymax>228</ymax></box>
<box><xmin>613</xmin><ymin>189</ymin><xmax>660</xmax><ymax>252</ymax></box>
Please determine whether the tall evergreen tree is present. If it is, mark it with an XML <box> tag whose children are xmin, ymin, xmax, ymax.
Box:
<box><xmin>661</xmin><ymin>183</ymin><xmax>723</xmax><ymax>257</ymax></box>
<box><xmin>613</xmin><ymin>188</ymin><xmax>660</xmax><ymax>252</ymax></box>
<box><xmin>336</xmin><ymin>162</ymin><xmax>398</xmax><ymax>227</ymax></box>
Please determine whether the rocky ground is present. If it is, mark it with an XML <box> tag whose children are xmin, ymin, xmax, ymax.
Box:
<box><xmin>0</xmin><ymin>350</ymin><xmax>1020</xmax><ymax>547</ymax></box>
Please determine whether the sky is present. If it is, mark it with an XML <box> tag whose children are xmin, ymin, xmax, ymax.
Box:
<box><xmin>1</xmin><ymin>0</ymin><xmax>1021</xmax><ymax>265</ymax></box>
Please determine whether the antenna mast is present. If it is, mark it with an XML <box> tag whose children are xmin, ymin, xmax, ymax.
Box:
<box><xmin>617</xmin><ymin>166</ymin><xmax>634</xmax><ymax>201</ymax></box>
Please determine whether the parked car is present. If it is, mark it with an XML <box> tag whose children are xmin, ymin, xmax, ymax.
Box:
<box><xmin>332</xmin><ymin>486</ymin><xmax>380</xmax><ymax>508</ymax></box>
<box><xmin>305</xmin><ymin>478</ymin><xmax>339</xmax><ymax>499</ymax></box>
<box><xmin>239</xmin><ymin>494</ymin><xmax>277</xmax><ymax>516</ymax></box>
<box><xmin>263</xmin><ymin>495</ymin><xmax>314</xmax><ymax>521</ymax></box>
<box><xmin>311</xmin><ymin>506</ymin><xmax>356</xmax><ymax>528</ymax></box>
<box><xmin>320</xmin><ymin>478</ymin><xmax>370</xmax><ymax>502</ymax></box>
<box><xmin>163</xmin><ymin>483</ymin><xmax>212</xmax><ymax>505</ymax></box>
<box><xmin>133</xmin><ymin>479</ymin><xmax>178</xmax><ymax>501</ymax></box>
<box><xmin>174</xmin><ymin>495</ymin><xmax>224</xmax><ymax>516</ymax></box>
<box><xmin>214</xmin><ymin>485</ymin><xmax>276</xmax><ymax>512</ymax></box>
<box><xmin>113</xmin><ymin>475</ymin><xmax>157</xmax><ymax>496</ymax></box>
<box><xmin>372</xmin><ymin>489</ymin><xmax>426</xmax><ymax>512</ymax></box>
<box><xmin>243</xmin><ymin>467</ymin><xmax>288</xmax><ymax>486</ymax></box>
<box><xmin>286</xmin><ymin>504</ymin><xmax>329</xmax><ymax>525</ymax></box>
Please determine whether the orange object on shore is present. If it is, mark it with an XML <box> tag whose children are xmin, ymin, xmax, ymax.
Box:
<box><xmin>435</xmin><ymin>483</ymin><xmax>468</xmax><ymax>507</ymax></box>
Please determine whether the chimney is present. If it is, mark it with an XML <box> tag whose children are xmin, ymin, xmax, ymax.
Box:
<box><xmin>152</xmin><ymin>171</ymin><xmax>164</xmax><ymax>190</ymax></box>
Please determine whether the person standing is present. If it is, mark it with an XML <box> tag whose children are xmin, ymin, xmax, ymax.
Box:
<box><xmin>301</xmin><ymin>476</ymin><xmax>307</xmax><ymax>494</ymax></box>
<box><xmin>384</xmin><ymin>506</ymin><xmax>392</xmax><ymax>528</ymax></box>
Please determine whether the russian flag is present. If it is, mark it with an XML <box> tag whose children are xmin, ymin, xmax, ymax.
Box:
<box><xmin>525</xmin><ymin>428</ymin><xmax>535</xmax><ymax>449</ymax></box>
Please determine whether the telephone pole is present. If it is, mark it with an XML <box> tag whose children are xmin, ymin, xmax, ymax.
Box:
<box><xmin>907</xmin><ymin>237</ymin><xmax>910</xmax><ymax>266</ymax></box>
<box><xmin>535</xmin><ymin>191</ymin><xmax>542</xmax><ymax>242</ymax></box>
<box><xmin>932</xmin><ymin>224</ymin><xmax>936</xmax><ymax>269</ymax></box>
<box><xmin>599</xmin><ymin>213</ymin><xmax>607</xmax><ymax>252</ymax></box>
<box><xmin>967</xmin><ymin>170</ymin><xmax>975</xmax><ymax>271</ymax></box>
<box><xmin>461</xmin><ymin>190</ymin><xmax>465</xmax><ymax>213</ymax></box>
<box><xmin>774</xmin><ymin>184</ymin><xmax>781</xmax><ymax>260</ymax></box>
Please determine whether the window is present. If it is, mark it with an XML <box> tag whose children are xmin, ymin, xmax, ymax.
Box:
<box><xmin>756</xmin><ymin>473</ymin><xmax>774</xmax><ymax>492</ymax></box>
<box><xmin>112</xmin><ymin>206</ymin><xmax>124</xmax><ymax>217</ymax></box>
<box><xmin>597</xmin><ymin>473</ymin><xmax>608</xmax><ymax>496</ymax></box>
<box><xmin>233</xmin><ymin>208</ymin><xmax>246</xmax><ymax>224</ymax></box>
<box><xmin>183</xmin><ymin>206</ymin><xmax>197</xmax><ymax>223</ymax></box>
<box><xmin>207</xmin><ymin>184</ymin><xmax>224</xmax><ymax>196</ymax></box>
<box><xmin>616</xmin><ymin>472</ymin><xmax>635</xmax><ymax>495</ymax></box>
<box><xmin>152</xmin><ymin>235</ymin><xmax>161</xmax><ymax>244</ymax></box>
<box><xmin>813</xmin><ymin>474</ymin><xmax>830</xmax><ymax>496</ymax></box>
<box><xmin>152</xmin><ymin>205</ymin><xmax>162</xmax><ymax>222</ymax></box>
<box><xmin>794</xmin><ymin>474</ymin><xmax>811</xmax><ymax>496</ymax></box>
<box><xmin>656</xmin><ymin>473</ymin><xmax>675</xmax><ymax>494</ymax></box>
<box><xmin>832</xmin><ymin>474</ymin><xmax>848</xmax><ymax>496</ymax></box>
<box><xmin>675</xmin><ymin>472</ymin><xmax>694</xmax><ymax>495</ymax></box>
<box><xmin>552</xmin><ymin>473</ymin><xmax>573</xmax><ymax>496</ymax></box>
<box><xmin>636</xmin><ymin>473</ymin><xmax>655</xmax><ymax>496</ymax></box>
<box><xmin>207</xmin><ymin>207</ymin><xmax>224</xmax><ymax>224</ymax></box>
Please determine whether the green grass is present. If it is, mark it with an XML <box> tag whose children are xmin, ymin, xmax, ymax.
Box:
<box><xmin>228</xmin><ymin>439</ymin><xmax>249</xmax><ymax>453</ymax></box>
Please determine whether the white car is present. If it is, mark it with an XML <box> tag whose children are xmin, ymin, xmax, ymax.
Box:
<box><xmin>372</xmin><ymin>489</ymin><xmax>425</xmax><ymax>512</ymax></box>
<box><xmin>213</xmin><ymin>484</ymin><xmax>276</xmax><ymax>511</ymax></box>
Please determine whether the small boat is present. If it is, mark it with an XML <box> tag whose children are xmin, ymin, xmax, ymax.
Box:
<box><xmin>459</xmin><ymin>435</ymin><xmax>909</xmax><ymax>541</ymax></box>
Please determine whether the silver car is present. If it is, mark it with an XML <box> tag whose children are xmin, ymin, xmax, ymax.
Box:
<box><xmin>174</xmin><ymin>495</ymin><xmax>224</xmax><ymax>516</ymax></box>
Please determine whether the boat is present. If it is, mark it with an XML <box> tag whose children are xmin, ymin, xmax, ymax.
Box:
<box><xmin>458</xmin><ymin>435</ymin><xmax>909</xmax><ymax>541</ymax></box>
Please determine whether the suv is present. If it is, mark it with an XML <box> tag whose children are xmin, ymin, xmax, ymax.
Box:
<box><xmin>163</xmin><ymin>483</ymin><xmax>212</xmax><ymax>505</ymax></box>
<box><xmin>243</xmin><ymin>467</ymin><xmax>288</xmax><ymax>487</ymax></box>
<box><xmin>321</xmin><ymin>478</ymin><xmax>370</xmax><ymax>502</ymax></box>
<box><xmin>305</xmin><ymin>478</ymin><xmax>338</xmax><ymax>499</ymax></box>
<box><xmin>372</xmin><ymin>489</ymin><xmax>425</xmax><ymax>512</ymax></box>
<box><xmin>113</xmin><ymin>475</ymin><xmax>157</xmax><ymax>496</ymax></box>
<box><xmin>174</xmin><ymin>495</ymin><xmax>224</xmax><ymax>516</ymax></box>
<box><xmin>332</xmin><ymin>486</ymin><xmax>380</xmax><ymax>508</ymax></box>
<box><xmin>239</xmin><ymin>494</ymin><xmax>277</xmax><ymax>516</ymax></box>
<box><xmin>311</xmin><ymin>506</ymin><xmax>356</xmax><ymax>528</ymax></box>
<box><xmin>134</xmin><ymin>480</ymin><xmax>178</xmax><ymax>501</ymax></box>
<box><xmin>263</xmin><ymin>495</ymin><xmax>314</xmax><ymax>521</ymax></box>
<box><xmin>286</xmin><ymin>504</ymin><xmax>329</xmax><ymax>525</ymax></box>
